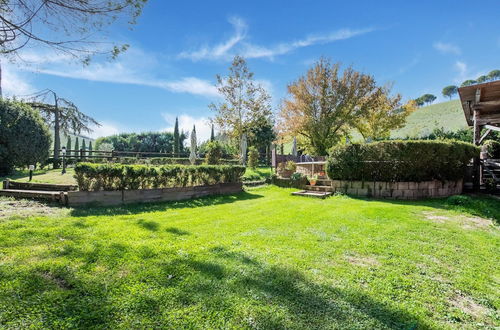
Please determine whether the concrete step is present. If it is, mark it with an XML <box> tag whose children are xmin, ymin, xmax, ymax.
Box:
<box><xmin>304</xmin><ymin>185</ymin><xmax>334</xmax><ymax>192</ymax></box>
<box><xmin>292</xmin><ymin>190</ymin><xmax>332</xmax><ymax>199</ymax></box>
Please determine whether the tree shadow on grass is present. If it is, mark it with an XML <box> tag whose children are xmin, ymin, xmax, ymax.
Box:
<box><xmin>69</xmin><ymin>191</ymin><xmax>263</xmax><ymax>218</ymax></box>
<box><xmin>0</xmin><ymin>235</ymin><xmax>432</xmax><ymax>328</ymax></box>
<box><xmin>347</xmin><ymin>193</ymin><xmax>500</xmax><ymax>224</ymax></box>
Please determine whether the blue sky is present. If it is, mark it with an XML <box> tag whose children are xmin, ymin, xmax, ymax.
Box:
<box><xmin>5</xmin><ymin>0</ymin><xmax>500</xmax><ymax>141</ymax></box>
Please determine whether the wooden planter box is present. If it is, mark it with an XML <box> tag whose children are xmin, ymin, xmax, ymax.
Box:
<box><xmin>66</xmin><ymin>182</ymin><xmax>243</xmax><ymax>206</ymax></box>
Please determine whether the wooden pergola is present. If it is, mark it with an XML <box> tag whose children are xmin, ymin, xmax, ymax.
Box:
<box><xmin>458</xmin><ymin>80</ymin><xmax>500</xmax><ymax>189</ymax></box>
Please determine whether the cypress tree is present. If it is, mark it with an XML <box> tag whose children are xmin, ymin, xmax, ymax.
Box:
<box><xmin>66</xmin><ymin>135</ymin><xmax>72</xmax><ymax>156</ymax></box>
<box><xmin>210</xmin><ymin>124</ymin><xmax>215</xmax><ymax>141</ymax></box>
<box><xmin>74</xmin><ymin>137</ymin><xmax>79</xmax><ymax>153</ymax></box>
<box><xmin>89</xmin><ymin>141</ymin><xmax>93</xmax><ymax>152</ymax></box>
<box><xmin>173</xmin><ymin>117</ymin><xmax>180</xmax><ymax>156</ymax></box>
<box><xmin>82</xmin><ymin>139</ymin><xmax>86</xmax><ymax>157</ymax></box>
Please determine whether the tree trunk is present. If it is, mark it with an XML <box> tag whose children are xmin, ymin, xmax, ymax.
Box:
<box><xmin>53</xmin><ymin>93</ymin><xmax>61</xmax><ymax>168</ymax></box>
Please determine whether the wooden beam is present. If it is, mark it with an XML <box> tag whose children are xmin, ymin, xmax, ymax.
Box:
<box><xmin>475</xmin><ymin>88</ymin><xmax>481</xmax><ymax>104</ymax></box>
<box><xmin>478</xmin><ymin>129</ymin><xmax>492</xmax><ymax>145</ymax></box>
<box><xmin>484</xmin><ymin>124</ymin><xmax>500</xmax><ymax>133</ymax></box>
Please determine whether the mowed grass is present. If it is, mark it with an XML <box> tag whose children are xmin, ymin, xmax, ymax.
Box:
<box><xmin>391</xmin><ymin>100</ymin><xmax>467</xmax><ymax>139</ymax></box>
<box><xmin>0</xmin><ymin>186</ymin><xmax>499</xmax><ymax>328</ymax></box>
<box><xmin>0</xmin><ymin>168</ymin><xmax>76</xmax><ymax>186</ymax></box>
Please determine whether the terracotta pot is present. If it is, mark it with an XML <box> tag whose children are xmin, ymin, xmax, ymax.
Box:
<box><xmin>309</xmin><ymin>179</ymin><xmax>317</xmax><ymax>186</ymax></box>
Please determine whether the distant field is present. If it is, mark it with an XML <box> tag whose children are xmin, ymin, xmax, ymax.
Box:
<box><xmin>391</xmin><ymin>99</ymin><xmax>467</xmax><ymax>139</ymax></box>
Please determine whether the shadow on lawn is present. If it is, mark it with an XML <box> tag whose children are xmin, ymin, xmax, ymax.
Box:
<box><xmin>0</xmin><ymin>242</ymin><xmax>429</xmax><ymax>328</ymax></box>
<box><xmin>349</xmin><ymin>193</ymin><xmax>500</xmax><ymax>223</ymax></box>
<box><xmin>70</xmin><ymin>190</ymin><xmax>263</xmax><ymax>217</ymax></box>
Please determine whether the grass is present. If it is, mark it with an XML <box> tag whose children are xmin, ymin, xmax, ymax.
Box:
<box><xmin>242</xmin><ymin>166</ymin><xmax>272</xmax><ymax>181</ymax></box>
<box><xmin>391</xmin><ymin>100</ymin><xmax>467</xmax><ymax>139</ymax></box>
<box><xmin>0</xmin><ymin>186</ymin><xmax>498</xmax><ymax>328</ymax></box>
<box><xmin>0</xmin><ymin>168</ymin><xmax>76</xmax><ymax>187</ymax></box>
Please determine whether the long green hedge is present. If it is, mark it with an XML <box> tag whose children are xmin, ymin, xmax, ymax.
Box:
<box><xmin>74</xmin><ymin>163</ymin><xmax>246</xmax><ymax>191</ymax></box>
<box><xmin>326</xmin><ymin>140</ymin><xmax>479</xmax><ymax>182</ymax></box>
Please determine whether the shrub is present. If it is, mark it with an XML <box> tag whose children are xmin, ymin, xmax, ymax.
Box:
<box><xmin>247</xmin><ymin>146</ymin><xmax>259</xmax><ymax>169</ymax></box>
<box><xmin>483</xmin><ymin>140</ymin><xmax>500</xmax><ymax>158</ymax></box>
<box><xmin>74</xmin><ymin>163</ymin><xmax>246</xmax><ymax>191</ymax></box>
<box><xmin>285</xmin><ymin>161</ymin><xmax>296</xmax><ymax>171</ymax></box>
<box><xmin>204</xmin><ymin>141</ymin><xmax>223</xmax><ymax>165</ymax></box>
<box><xmin>326</xmin><ymin>140</ymin><xmax>479</xmax><ymax>182</ymax></box>
<box><xmin>0</xmin><ymin>100</ymin><xmax>51</xmax><ymax>175</ymax></box>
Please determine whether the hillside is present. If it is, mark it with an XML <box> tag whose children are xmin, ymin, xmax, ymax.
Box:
<box><xmin>391</xmin><ymin>99</ymin><xmax>467</xmax><ymax>138</ymax></box>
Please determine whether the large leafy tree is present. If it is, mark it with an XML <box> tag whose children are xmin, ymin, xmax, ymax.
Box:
<box><xmin>442</xmin><ymin>85</ymin><xmax>458</xmax><ymax>99</ymax></box>
<box><xmin>27</xmin><ymin>90</ymin><xmax>99</xmax><ymax>167</ymax></box>
<box><xmin>279</xmin><ymin>58</ymin><xmax>384</xmax><ymax>155</ymax></box>
<box><xmin>355</xmin><ymin>90</ymin><xmax>416</xmax><ymax>141</ymax></box>
<box><xmin>0</xmin><ymin>0</ymin><xmax>148</xmax><ymax>96</ymax></box>
<box><xmin>489</xmin><ymin>70</ymin><xmax>500</xmax><ymax>81</ymax></box>
<box><xmin>0</xmin><ymin>99</ymin><xmax>51</xmax><ymax>175</ymax></box>
<box><xmin>461</xmin><ymin>79</ymin><xmax>477</xmax><ymax>87</ymax></box>
<box><xmin>209</xmin><ymin>56</ymin><xmax>274</xmax><ymax>151</ymax></box>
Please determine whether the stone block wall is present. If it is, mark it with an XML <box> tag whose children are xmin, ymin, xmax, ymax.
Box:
<box><xmin>330</xmin><ymin>179</ymin><xmax>463</xmax><ymax>199</ymax></box>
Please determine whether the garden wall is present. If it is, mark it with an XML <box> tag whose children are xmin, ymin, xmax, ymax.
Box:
<box><xmin>330</xmin><ymin>179</ymin><xmax>462</xmax><ymax>199</ymax></box>
<box><xmin>67</xmin><ymin>182</ymin><xmax>243</xmax><ymax>206</ymax></box>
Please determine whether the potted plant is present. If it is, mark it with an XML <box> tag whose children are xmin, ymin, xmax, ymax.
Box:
<box><xmin>308</xmin><ymin>174</ymin><xmax>318</xmax><ymax>186</ymax></box>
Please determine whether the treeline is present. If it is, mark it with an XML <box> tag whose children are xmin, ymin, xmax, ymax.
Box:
<box><xmin>95</xmin><ymin>131</ymin><xmax>187</xmax><ymax>154</ymax></box>
<box><xmin>414</xmin><ymin>69</ymin><xmax>500</xmax><ymax>107</ymax></box>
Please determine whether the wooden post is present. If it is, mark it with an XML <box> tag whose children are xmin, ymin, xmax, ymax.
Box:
<box><xmin>473</xmin><ymin>109</ymin><xmax>481</xmax><ymax>191</ymax></box>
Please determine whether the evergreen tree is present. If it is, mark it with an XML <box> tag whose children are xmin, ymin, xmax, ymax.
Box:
<box><xmin>82</xmin><ymin>139</ymin><xmax>86</xmax><ymax>157</ymax></box>
<box><xmin>89</xmin><ymin>141</ymin><xmax>93</xmax><ymax>152</ymax></box>
<box><xmin>74</xmin><ymin>137</ymin><xmax>79</xmax><ymax>154</ymax></box>
<box><xmin>210</xmin><ymin>124</ymin><xmax>215</xmax><ymax>141</ymax></box>
<box><xmin>173</xmin><ymin>117</ymin><xmax>180</xmax><ymax>156</ymax></box>
<box><xmin>66</xmin><ymin>135</ymin><xmax>72</xmax><ymax>156</ymax></box>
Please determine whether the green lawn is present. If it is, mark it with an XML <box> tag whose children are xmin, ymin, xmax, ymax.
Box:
<box><xmin>0</xmin><ymin>168</ymin><xmax>76</xmax><ymax>186</ymax></box>
<box><xmin>0</xmin><ymin>186</ymin><xmax>498</xmax><ymax>328</ymax></box>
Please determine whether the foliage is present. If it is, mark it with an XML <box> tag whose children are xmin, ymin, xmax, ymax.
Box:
<box><xmin>98</xmin><ymin>142</ymin><xmax>114</xmax><ymax>152</ymax></box>
<box><xmin>204</xmin><ymin>141</ymin><xmax>224</xmax><ymax>165</ymax></box>
<box><xmin>461</xmin><ymin>79</ymin><xmax>477</xmax><ymax>87</ymax></box>
<box><xmin>279</xmin><ymin>58</ymin><xmax>404</xmax><ymax>155</ymax></box>
<box><xmin>415</xmin><ymin>94</ymin><xmax>436</xmax><ymax>106</ymax></box>
<box><xmin>489</xmin><ymin>70</ymin><xmax>500</xmax><ymax>81</ymax></box>
<box><xmin>74</xmin><ymin>137</ymin><xmax>79</xmax><ymax>152</ymax></box>
<box><xmin>74</xmin><ymin>163</ymin><xmax>246</xmax><ymax>191</ymax></box>
<box><xmin>95</xmin><ymin>131</ymin><xmax>187</xmax><ymax>154</ymax></box>
<box><xmin>326</xmin><ymin>140</ymin><xmax>479</xmax><ymax>182</ymax></box>
<box><xmin>173</xmin><ymin>117</ymin><xmax>180</xmax><ymax>155</ymax></box>
<box><xmin>355</xmin><ymin>93</ymin><xmax>416</xmax><ymax>141</ymax></box>
<box><xmin>0</xmin><ymin>99</ymin><xmax>51</xmax><ymax>175</ymax></box>
<box><xmin>483</xmin><ymin>140</ymin><xmax>500</xmax><ymax>158</ymax></box>
<box><xmin>209</xmin><ymin>56</ymin><xmax>274</xmax><ymax>150</ymax></box>
<box><xmin>0</xmin><ymin>0</ymin><xmax>147</xmax><ymax>62</ymax></box>
<box><xmin>66</xmin><ymin>136</ymin><xmax>72</xmax><ymax>156</ymax></box>
<box><xmin>242</xmin><ymin>166</ymin><xmax>272</xmax><ymax>181</ymax></box>
<box><xmin>442</xmin><ymin>85</ymin><xmax>458</xmax><ymax>99</ymax></box>
<box><xmin>285</xmin><ymin>161</ymin><xmax>297</xmax><ymax>172</ymax></box>
<box><xmin>247</xmin><ymin>146</ymin><xmax>259</xmax><ymax>169</ymax></box>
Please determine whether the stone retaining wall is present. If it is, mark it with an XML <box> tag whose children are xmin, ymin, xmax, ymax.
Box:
<box><xmin>67</xmin><ymin>182</ymin><xmax>243</xmax><ymax>206</ymax></box>
<box><xmin>330</xmin><ymin>179</ymin><xmax>463</xmax><ymax>199</ymax></box>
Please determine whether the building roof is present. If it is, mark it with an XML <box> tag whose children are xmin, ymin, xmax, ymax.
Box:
<box><xmin>458</xmin><ymin>80</ymin><xmax>500</xmax><ymax>126</ymax></box>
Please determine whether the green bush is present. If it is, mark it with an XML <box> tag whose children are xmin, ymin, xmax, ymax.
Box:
<box><xmin>483</xmin><ymin>140</ymin><xmax>500</xmax><ymax>158</ymax></box>
<box><xmin>204</xmin><ymin>141</ymin><xmax>223</xmax><ymax>165</ymax></box>
<box><xmin>74</xmin><ymin>163</ymin><xmax>246</xmax><ymax>191</ymax></box>
<box><xmin>247</xmin><ymin>146</ymin><xmax>259</xmax><ymax>169</ymax></box>
<box><xmin>0</xmin><ymin>100</ymin><xmax>51</xmax><ymax>175</ymax></box>
<box><xmin>326</xmin><ymin>140</ymin><xmax>479</xmax><ymax>182</ymax></box>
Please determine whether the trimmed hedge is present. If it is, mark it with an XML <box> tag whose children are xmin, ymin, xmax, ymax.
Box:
<box><xmin>326</xmin><ymin>140</ymin><xmax>479</xmax><ymax>182</ymax></box>
<box><xmin>74</xmin><ymin>163</ymin><xmax>246</xmax><ymax>191</ymax></box>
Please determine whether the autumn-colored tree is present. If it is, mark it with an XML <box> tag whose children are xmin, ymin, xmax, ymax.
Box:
<box><xmin>355</xmin><ymin>90</ymin><xmax>416</xmax><ymax>141</ymax></box>
<box><xmin>279</xmin><ymin>58</ymin><xmax>383</xmax><ymax>155</ymax></box>
<box><xmin>209</xmin><ymin>56</ymin><xmax>273</xmax><ymax>151</ymax></box>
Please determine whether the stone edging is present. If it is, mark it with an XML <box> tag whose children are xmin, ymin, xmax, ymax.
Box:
<box><xmin>330</xmin><ymin>179</ymin><xmax>463</xmax><ymax>199</ymax></box>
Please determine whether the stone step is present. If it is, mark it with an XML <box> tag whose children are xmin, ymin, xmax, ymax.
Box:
<box><xmin>304</xmin><ymin>185</ymin><xmax>334</xmax><ymax>192</ymax></box>
<box><xmin>291</xmin><ymin>190</ymin><xmax>332</xmax><ymax>199</ymax></box>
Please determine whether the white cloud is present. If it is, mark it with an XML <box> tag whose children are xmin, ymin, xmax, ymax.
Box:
<box><xmin>1</xmin><ymin>63</ymin><xmax>36</xmax><ymax>97</ymax></box>
<box><xmin>88</xmin><ymin>121</ymin><xmax>121</xmax><ymax>139</ymax></box>
<box><xmin>162</xmin><ymin>113</ymin><xmax>212</xmax><ymax>145</ymax></box>
<box><xmin>16</xmin><ymin>47</ymin><xmax>220</xmax><ymax>98</ymax></box>
<box><xmin>434</xmin><ymin>42</ymin><xmax>461</xmax><ymax>55</ymax></box>
<box><xmin>179</xmin><ymin>17</ymin><xmax>374</xmax><ymax>61</ymax></box>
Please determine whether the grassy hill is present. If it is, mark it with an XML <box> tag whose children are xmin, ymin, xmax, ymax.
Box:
<box><xmin>391</xmin><ymin>99</ymin><xmax>468</xmax><ymax>138</ymax></box>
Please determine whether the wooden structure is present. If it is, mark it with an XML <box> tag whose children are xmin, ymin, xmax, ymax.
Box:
<box><xmin>458</xmin><ymin>80</ymin><xmax>500</xmax><ymax>190</ymax></box>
